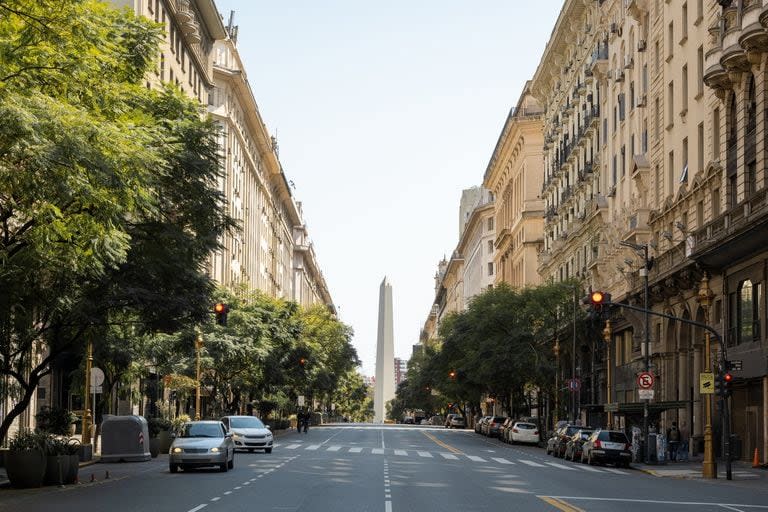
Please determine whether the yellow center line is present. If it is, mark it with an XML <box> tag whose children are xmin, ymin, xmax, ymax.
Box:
<box><xmin>421</xmin><ymin>430</ymin><xmax>464</xmax><ymax>454</ymax></box>
<box><xmin>538</xmin><ymin>496</ymin><xmax>586</xmax><ymax>512</ymax></box>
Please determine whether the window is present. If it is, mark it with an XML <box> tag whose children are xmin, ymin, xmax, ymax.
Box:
<box><xmin>681</xmin><ymin>138</ymin><xmax>688</xmax><ymax>183</ymax></box>
<box><xmin>488</xmin><ymin>262</ymin><xmax>494</xmax><ymax>276</ymax></box>
<box><xmin>667</xmin><ymin>22</ymin><xmax>674</xmax><ymax>60</ymax></box>
<box><xmin>713</xmin><ymin>107</ymin><xmax>720</xmax><ymax>160</ymax></box>
<box><xmin>618</xmin><ymin>93</ymin><xmax>626</xmax><ymax>121</ymax></box>
<box><xmin>487</xmin><ymin>217</ymin><xmax>494</xmax><ymax>231</ymax></box>
<box><xmin>668</xmin><ymin>150</ymin><xmax>674</xmax><ymax>197</ymax></box>
<box><xmin>681</xmin><ymin>3</ymin><xmax>688</xmax><ymax>41</ymax></box>
<box><xmin>736</xmin><ymin>280</ymin><xmax>761</xmax><ymax>344</ymax></box>
<box><xmin>697</xmin><ymin>200</ymin><xmax>704</xmax><ymax>227</ymax></box>
<box><xmin>621</xmin><ymin>145</ymin><xmax>626</xmax><ymax>177</ymax></box>
<box><xmin>487</xmin><ymin>240</ymin><xmax>493</xmax><ymax>254</ymax></box>
<box><xmin>696</xmin><ymin>0</ymin><xmax>703</xmax><ymax>24</ymax></box>
<box><xmin>698</xmin><ymin>122</ymin><xmax>704</xmax><ymax>172</ymax></box>
<box><xmin>667</xmin><ymin>81</ymin><xmax>674</xmax><ymax>129</ymax></box>
<box><xmin>697</xmin><ymin>46</ymin><xmax>704</xmax><ymax>97</ymax></box>
<box><xmin>712</xmin><ymin>188</ymin><xmax>721</xmax><ymax>217</ymax></box>
<box><xmin>681</xmin><ymin>64</ymin><xmax>688</xmax><ymax>112</ymax></box>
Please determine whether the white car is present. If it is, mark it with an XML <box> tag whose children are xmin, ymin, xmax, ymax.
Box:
<box><xmin>221</xmin><ymin>415</ymin><xmax>274</xmax><ymax>453</ymax></box>
<box><xmin>508</xmin><ymin>421</ymin><xmax>540</xmax><ymax>444</ymax></box>
<box><xmin>169</xmin><ymin>421</ymin><xmax>235</xmax><ymax>473</ymax></box>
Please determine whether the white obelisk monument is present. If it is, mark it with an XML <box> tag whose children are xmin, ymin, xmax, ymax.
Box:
<box><xmin>374</xmin><ymin>277</ymin><xmax>395</xmax><ymax>423</ymax></box>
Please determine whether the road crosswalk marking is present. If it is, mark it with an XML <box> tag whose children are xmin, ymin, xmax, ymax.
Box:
<box><xmin>519</xmin><ymin>460</ymin><xmax>546</xmax><ymax>467</ymax></box>
<box><xmin>417</xmin><ymin>451</ymin><xmax>433</xmax><ymax>458</ymax></box>
<box><xmin>466</xmin><ymin>455</ymin><xmax>486</xmax><ymax>462</ymax></box>
<box><xmin>349</xmin><ymin>447</ymin><xmax>363</xmax><ymax>453</ymax></box>
<box><xmin>394</xmin><ymin>450</ymin><xmax>408</xmax><ymax>456</ymax></box>
<box><xmin>440</xmin><ymin>453</ymin><xmax>459</xmax><ymax>460</ymax></box>
<box><xmin>326</xmin><ymin>446</ymin><xmax>341</xmax><ymax>452</ymax></box>
<box><xmin>284</xmin><ymin>444</ymin><xmax>301</xmax><ymax>449</ymax></box>
<box><xmin>372</xmin><ymin>448</ymin><xmax>384</xmax><ymax>454</ymax></box>
<box><xmin>545</xmin><ymin>462</ymin><xmax>576</xmax><ymax>471</ymax></box>
<box><xmin>601</xmin><ymin>468</ymin><xmax>628</xmax><ymax>475</ymax></box>
<box><xmin>306</xmin><ymin>444</ymin><xmax>320</xmax><ymax>450</ymax></box>
<box><xmin>491</xmin><ymin>457</ymin><xmax>514</xmax><ymax>465</ymax></box>
<box><xmin>575</xmin><ymin>465</ymin><xmax>603</xmax><ymax>472</ymax></box>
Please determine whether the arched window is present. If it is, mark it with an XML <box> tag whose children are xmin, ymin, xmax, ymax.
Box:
<box><xmin>745</xmin><ymin>76</ymin><xmax>757</xmax><ymax>196</ymax></box>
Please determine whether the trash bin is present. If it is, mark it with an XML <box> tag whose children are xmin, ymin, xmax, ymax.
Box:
<box><xmin>729</xmin><ymin>434</ymin><xmax>742</xmax><ymax>461</ymax></box>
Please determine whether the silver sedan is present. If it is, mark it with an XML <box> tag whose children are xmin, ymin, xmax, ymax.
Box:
<box><xmin>169</xmin><ymin>421</ymin><xmax>235</xmax><ymax>473</ymax></box>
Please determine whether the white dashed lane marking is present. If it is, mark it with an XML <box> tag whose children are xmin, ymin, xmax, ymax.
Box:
<box><xmin>491</xmin><ymin>457</ymin><xmax>514</xmax><ymax>464</ymax></box>
<box><xmin>466</xmin><ymin>455</ymin><xmax>486</xmax><ymax>462</ymax></box>
<box><xmin>519</xmin><ymin>460</ymin><xmax>546</xmax><ymax>467</ymax></box>
<box><xmin>440</xmin><ymin>453</ymin><xmax>459</xmax><ymax>460</ymax></box>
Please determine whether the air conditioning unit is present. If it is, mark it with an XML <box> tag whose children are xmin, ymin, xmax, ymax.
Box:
<box><xmin>615</xmin><ymin>69</ymin><xmax>625</xmax><ymax>82</ymax></box>
<box><xmin>638</xmin><ymin>40</ymin><xmax>647</xmax><ymax>52</ymax></box>
<box><xmin>637</xmin><ymin>94</ymin><xmax>647</xmax><ymax>107</ymax></box>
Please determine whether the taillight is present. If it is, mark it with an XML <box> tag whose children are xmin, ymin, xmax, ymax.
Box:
<box><xmin>513</xmin><ymin>428</ymin><xmax>519</xmax><ymax>433</ymax></box>
<box><xmin>594</xmin><ymin>440</ymin><xmax>602</xmax><ymax>449</ymax></box>
<box><xmin>534</xmin><ymin>431</ymin><xmax>538</xmax><ymax>435</ymax></box>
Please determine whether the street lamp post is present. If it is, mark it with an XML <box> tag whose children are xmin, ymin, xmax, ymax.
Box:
<box><xmin>571</xmin><ymin>286</ymin><xmax>578</xmax><ymax>423</ymax></box>
<box><xmin>620</xmin><ymin>240</ymin><xmax>651</xmax><ymax>461</ymax></box>
<box><xmin>697</xmin><ymin>273</ymin><xmax>717</xmax><ymax>479</ymax></box>
<box><xmin>194</xmin><ymin>330</ymin><xmax>203</xmax><ymax>420</ymax></box>
<box><xmin>553</xmin><ymin>337</ymin><xmax>560</xmax><ymax>428</ymax></box>
<box><xmin>603</xmin><ymin>319</ymin><xmax>613</xmax><ymax>429</ymax></box>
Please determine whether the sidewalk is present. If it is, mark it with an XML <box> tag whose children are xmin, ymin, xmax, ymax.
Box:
<box><xmin>633</xmin><ymin>455</ymin><xmax>768</xmax><ymax>480</ymax></box>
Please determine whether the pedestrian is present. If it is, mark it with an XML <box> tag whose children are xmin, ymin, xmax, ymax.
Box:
<box><xmin>667</xmin><ymin>421</ymin><xmax>681</xmax><ymax>462</ymax></box>
<box><xmin>678</xmin><ymin>420</ymin><xmax>689</xmax><ymax>462</ymax></box>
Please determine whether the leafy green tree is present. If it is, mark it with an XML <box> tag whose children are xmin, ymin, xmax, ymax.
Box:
<box><xmin>0</xmin><ymin>0</ymin><xmax>234</xmax><ymax>441</ymax></box>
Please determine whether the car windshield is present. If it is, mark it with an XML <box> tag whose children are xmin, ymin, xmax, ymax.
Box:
<box><xmin>599</xmin><ymin>431</ymin><xmax>629</xmax><ymax>443</ymax></box>
<box><xmin>229</xmin><ymin>417</ymin><xmax>265</xmax><ymax>429</ymax></box>
<box><xmin>564</xmin><ymin>426</ymin><xmax>580</xmax><ymax>436</ymax></box>
<box><xmin>580</xmin><ymin>431</ymin><xmax>593</xmax><ymax>439</ymax></box>
<box><xmin>492</xmin><ymin>417</ymin><xmax>506</xmax><ymax>423</ymax></box>
<box><xmin>180</xmin><ymin>423</ymin><xmax>223</xmax><ymax>438</ymax></box>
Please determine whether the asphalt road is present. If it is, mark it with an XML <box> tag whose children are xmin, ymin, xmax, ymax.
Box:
<box><xmin>1</xmin><ymin>425</ymin><xmax>767</xmax><ymax>512</ymax></box>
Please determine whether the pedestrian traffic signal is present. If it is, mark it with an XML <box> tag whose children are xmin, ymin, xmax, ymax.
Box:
<box><xmin>214</xmin><ymin>303</ymin><xmax>229</xmax><ymax>326</ymax></box>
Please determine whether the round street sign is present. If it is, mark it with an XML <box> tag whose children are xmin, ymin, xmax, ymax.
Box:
<box><xmin>567</xmin><ymin>378</ymin><xmax>581</xmax><ymax>392</ymax></box>
<box><xmin>637</xmin><ymin>371</ymin><xmax>654</xmax><ymax>389</ymax></box>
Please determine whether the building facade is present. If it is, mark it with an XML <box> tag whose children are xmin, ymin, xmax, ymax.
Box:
<box><xmin>482</xmin><ymin>84</ymin><xmax>546</xmax><ymax>289</ymax></box>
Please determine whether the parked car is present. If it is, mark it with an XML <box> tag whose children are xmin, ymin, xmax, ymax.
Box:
<box><xmin>448</xmin><ymin>415</ymin><xmax>466</xmax><ymax>429</ymax></box>
<box><xmin>169</xmin><ymin>420</ymin><xmax>235</xmax><ymax>473</ymax></box>
<box><xmin>581</xmin><ymin>429</ymin><xmax>632</xmax><ymax>467</ymax></box>
<box><xmin>563</xmin><ymin>429</ymin><xmax>593</xmax><ymax>461</ymax></box>
<box><xmin>445</xmin><ymin>414</ymin><xmax>458</xmax><ymax>428</ymax></box>
<box><xmin>547</xmin><ymin>424</ymin><xmax>582</xmax><ymax>457</ymax></box>
<box><xmin>402</xmin><ymin>416</ymin><xmax>415</xmax><ymax>424</ymax></box>
<box><xmin>485</xmin><ymin>416</ymin><xmax>507</xmax><ymax>438</ymax></box>
<box><xmin>508</xmin><ymin>421</ymin><xmax>540</xmax><ymax>445</ymax></box>
<box><xmin>429</xmin><ymin>415</ymin><xmax>444</xmax><ymax>426</ymax></box>
<box><xmin>498</xmin><ymin>418</ymin><xmax>515</xmax><ymax>442</ymax></box>
<box><xmin>475</xmin><ymin>416</ymin><xmax>491</xmax><ymax>434</ymax></box>
<box><xmin>220</xmin><ymin>415</ymin><xmax>274</xmax><ymax>453</ymax></box>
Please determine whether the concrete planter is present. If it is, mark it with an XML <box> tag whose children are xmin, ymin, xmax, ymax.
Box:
<box><xmin>6</xmin><ymin>450</ymin><xmax>46</xmax><ymax>488</ymax></box>
<box><xmin>44</xmin><ymin>454</ymin><xmax>66</xmax><ymax>485</ymax></box>
<box><xmin>149</xmin><ymin>437</ymin><xmax>161</xmax><ymax>458</ymax></box>
<box><xmin>64</xmin><ymin>454</ymin><xmax>79</xmax><ymax>484</ymax></box>
<box><xmin>158</xmin><ymin>430</ymin><xmax>173</xmax><ymax>453</ymax></box>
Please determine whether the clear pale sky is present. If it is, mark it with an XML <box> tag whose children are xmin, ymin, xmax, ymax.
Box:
<box><xmin>213</xmin><ymin>1</ymin><xmax>564</xmax><ymax>376</ymax></box>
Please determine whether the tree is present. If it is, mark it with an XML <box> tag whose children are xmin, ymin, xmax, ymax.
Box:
<box><xmin>0</xmin><ymin>0</ymin><xmax>234</xmax><ymax>442</ymax></box>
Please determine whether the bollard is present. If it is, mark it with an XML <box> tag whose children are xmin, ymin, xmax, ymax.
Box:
<box><xmin>105</xmin><ymin>470</ymin><xmax>110</xmax><ymax>479</ymax></box>
<box><xmin>90</xmin><ymin>473</ymin><xmax>95</xmax><ymax>482</ymax></box>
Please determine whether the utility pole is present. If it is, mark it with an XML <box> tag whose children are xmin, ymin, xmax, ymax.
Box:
<box><xmin>572</xmin><ymin>285</ymin><xmax>578</xmax><ymax>423</ymax></box>
<box><xmin>195</xmin><ymin>330</ymin><xmax>203</xmax><ymax>420</ymax></box>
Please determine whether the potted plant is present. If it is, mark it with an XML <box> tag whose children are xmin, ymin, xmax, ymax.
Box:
<box><xmin>6</xmin><ymin>429</ymin><xmax>47</xmax><ymax>488</ymax></box>
<box><xmin>43</xmin><ymin>435</ymin><xmax>69</xmax><ymax>486</ymax></box>
<box><xmin>147</xmin><ymin>417</ymin><xmax>171</xmax><ymax>458</ymax></box>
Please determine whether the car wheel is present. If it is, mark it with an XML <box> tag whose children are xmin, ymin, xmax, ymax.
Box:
<box><xmin>265</xmin><ymin>448</ymin><xmax>272</xmax><ymax>454</ymax></box>
<box><xmin>169</xmin><ymin>463</ymin><xmax>178</xmax><ymax>473</ymax></box>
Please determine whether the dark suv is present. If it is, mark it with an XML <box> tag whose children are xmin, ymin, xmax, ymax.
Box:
<box><xmin>581</xmin><ymin>429</ymin><xmax>632</xmax><ymax>467</ymax></box>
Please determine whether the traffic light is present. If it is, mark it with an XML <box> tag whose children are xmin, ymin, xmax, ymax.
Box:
<box><xmin>299</xmin><ymin>357</ymin><xmax>307</xmax><ymax>366</ymax></box>
<box><xmin>714</xmin><ymin>373</ymin><xmax>724</xmax><ymax>396</ymax></box>
<box><xmin>723</xmin><ymin>372</ymin><xmax>733</xmax><ymax>397</ymax></box>
<box><xmin>214</xmin><ymin>303</ymin><xmax>229</xmax><ymax>325</ymax></box>
<box><xmin>449</xmin><ymin>370</ymin><xmax>456</xmax><ymax>380</ymax></box>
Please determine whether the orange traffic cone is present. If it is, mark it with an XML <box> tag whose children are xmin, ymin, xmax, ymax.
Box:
<box><xmin>752</xmin><ymin>447</ymin><xmax>760</xmax><ymax>468</ymax></box>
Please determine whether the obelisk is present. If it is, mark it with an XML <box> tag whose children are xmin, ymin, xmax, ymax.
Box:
<box><xmin>374</xmin><ymin>277</ymin><xmax>395</xmax><ymax>423</ymax></box>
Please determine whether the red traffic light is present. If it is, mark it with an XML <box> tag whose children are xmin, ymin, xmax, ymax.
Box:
<box><xmin>214</xmin><ymin>303</ymin><xmax>225</xmax><ymax>313</ymax></box>
<box><xmin>590</xmin><ymin>291</ymin><xmax>605</xmax><ymax>305</ymax></box>
<box><xmin>449</xmin><ymin>370</ymin><xmax>456</xmax><ymax>380</ymax></box>
<box><xmin>214</xmin><ymin>303</ymin><xmax>229</xmax><ymax>325</ymax></box>
<box><xmin>724</xmin><ymin>373</ymin><xmax>733</xmax><ymax>382</ymax></box>
<box><xmin>299</xmin><ymin>357</ymin><xmax>306</xmax><ymax>366</ymax></box>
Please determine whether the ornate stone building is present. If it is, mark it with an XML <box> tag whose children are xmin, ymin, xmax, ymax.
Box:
<box><xmin>482</xmin><ymin>84</ymin><xmax>546</xmax><ymax>289</ymax></box>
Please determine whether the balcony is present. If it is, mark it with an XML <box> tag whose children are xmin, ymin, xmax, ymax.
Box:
<box><xmin>691</xmin><ymin>187</ymin><xmax>768</xmax><ymax>268</ymax></box>
<box><xmin>622</xmin><ymin>208</ymin><xmax>652</xmax><ymax>243</ymax></box>
<box><xmin>721</xmin><ymin>6</ymin><xmax>751</xmax><ymax>71</ymax></box>
<box><xmin>590</xmin><ymin>43</ymin><xmax>609</xmax><ymax>77</ymax></box>
<box><xmin>626</xmin><ymin>0</ymin><xmax>649</xmax><ymax>23</ymax></box>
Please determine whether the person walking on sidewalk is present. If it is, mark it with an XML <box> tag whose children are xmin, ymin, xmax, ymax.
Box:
<box><xmin>667</xmin><ymin>421</ymin><xmax>681</xmax><ymax>462</ymax></box>
<box><xmin>677</xmin><ymin>420</ymin><xmax>689</xmax><ymax>462</ymax></box>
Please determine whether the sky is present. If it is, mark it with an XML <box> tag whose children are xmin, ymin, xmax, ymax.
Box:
<box><xmin>213</xmin><ymin>1</ymin><xmax>564</xmax><ymax>376</ymax></box>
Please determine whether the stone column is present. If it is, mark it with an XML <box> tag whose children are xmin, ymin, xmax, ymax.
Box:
<box><xmin>374</xmin><ymin>277</ymin><xmax>395</xmax><ymax>423</ymax></box>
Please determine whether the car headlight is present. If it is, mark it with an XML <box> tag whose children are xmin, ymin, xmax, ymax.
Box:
<box><xmin>266</xmin><ymin>432</ymin><xmax>273</xmax><ymax>438</ymax></box>
<box><xmin>210</xmin><ymin>447</ymin><xmax>220</xmax><ymax>453</ymax></box>
<box><xmin>172</xmin><ymin>447</ymin><xmax>182</xmax><ymax>453</ymax></box>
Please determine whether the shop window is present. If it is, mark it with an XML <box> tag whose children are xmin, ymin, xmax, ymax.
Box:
<box><xmin>737</xmin><ymin>280</ymin><xmax>762</xmax><ymax>344</ymax></box>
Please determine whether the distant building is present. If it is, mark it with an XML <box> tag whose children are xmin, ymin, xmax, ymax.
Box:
<box><xmin>394</xmin><ymin>358</ymin><xmax>408</xmax><ymax>386</ymax></box>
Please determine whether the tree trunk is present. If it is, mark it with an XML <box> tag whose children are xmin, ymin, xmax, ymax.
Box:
<box><xmin>0</xmin><ymin>371</ymin><xmax>41</xmax><ymax>444</ymax></box>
